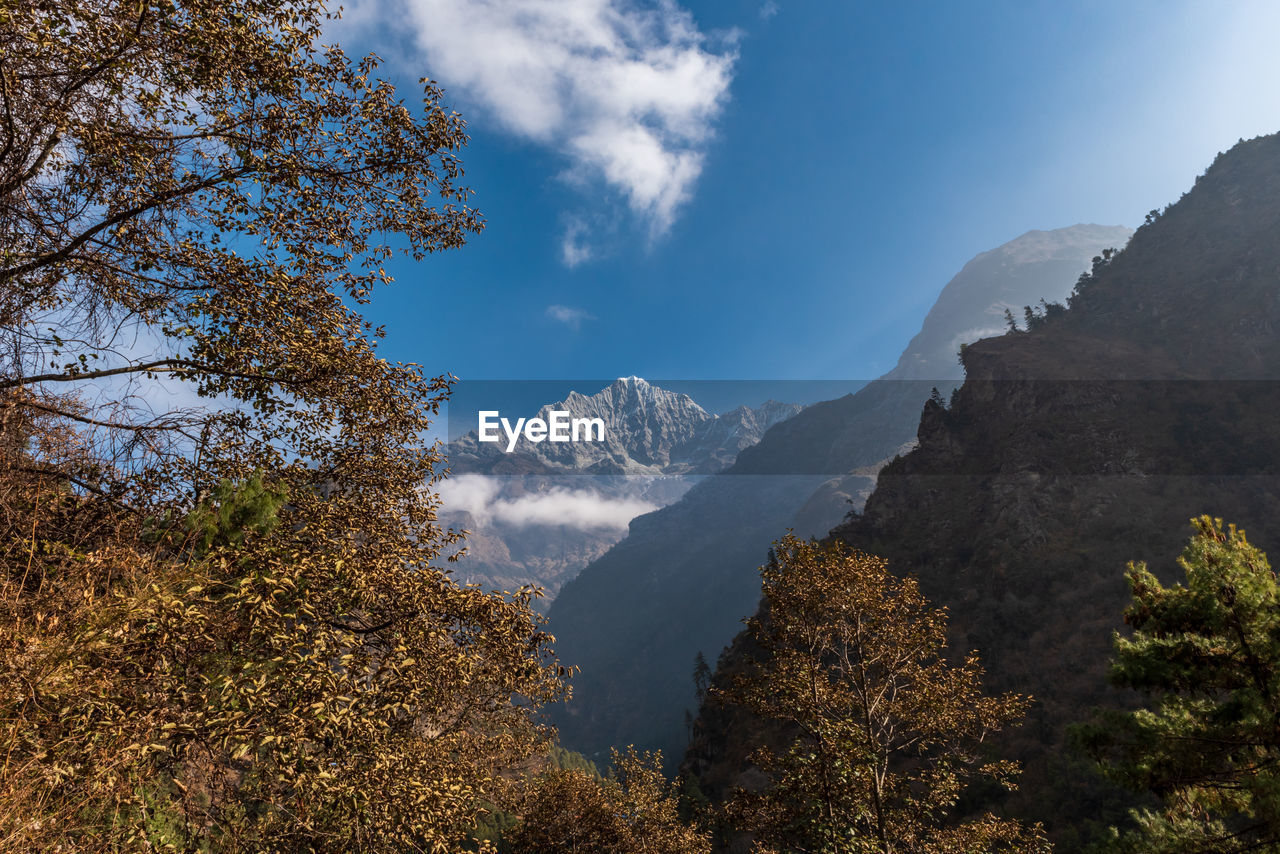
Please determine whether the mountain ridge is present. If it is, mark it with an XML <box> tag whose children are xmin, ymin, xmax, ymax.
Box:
<box><xmin>441</xmin><ymin>380</ymin><xmax>801</xmax><ymax>602</ymax></box>
<box><xmin>547</xmin><ymin>222</ymin><xmax>1132</xmax><ymax>767</ymax></box>
<box><xmin>681</xmin><ymin>134</ymin><xmax>1280</xmax><ymax>851</ymax></box>
<box><xmin>448</xmin><ymin>376</ymin><xmax>802</xmax><ymax>476</ymax></box>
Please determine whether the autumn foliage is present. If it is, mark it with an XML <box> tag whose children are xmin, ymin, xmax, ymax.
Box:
<box><xmin>506</xmin><ymin>748</ymin><xmax>711</xmax><ymax>854</ymax></box>
<box><xmin>0</xmin><ymin>0</ymin><xmax>562</xmax><ymax>850</ymax></box>
<box><xmin>720</xmin><ymin>535</ymin><xmax>1049</xmax><ymax>853</ymax></box>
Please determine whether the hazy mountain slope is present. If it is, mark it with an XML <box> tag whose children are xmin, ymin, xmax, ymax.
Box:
<box><xmin>442</xmin><ymin>380</ymin><xmax>800</xmax><ymax>601</ymax></box>
<box><xmin>441</xmin><ymin>477</ymin><xmax>690</xmax><ymax>600</ymax></box>
<box><xmin>548</xmin><ymin>223</ymin><xmax>1131</xmax><ymax>767</ymax></box>
<box><xmin>682</xmin><ymin>134</ymin><xmax>1280</xmax><ymax>850</ymax></box>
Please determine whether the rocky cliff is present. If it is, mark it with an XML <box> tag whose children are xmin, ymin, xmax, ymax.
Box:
<box><xmin>682</xmin><ymin>134</ymin><xmax>1280</xmax><ymax>851</ymax></box>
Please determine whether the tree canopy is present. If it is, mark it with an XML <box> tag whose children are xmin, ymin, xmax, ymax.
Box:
<box><xmin>506</xmin><ymin>748</ymin><xmax>711</xmax><ymax>854</ymax></box>
<box><xmin>0</xmin><ymin>0</ymin><xmax>562</xmax><ymax>850</ymax></box>
<box><xmin>721</xmin><ymin>535</ymin><xmax>1048</xmax><ymax>854</ymax></box>
<box><xmin>2</xmin><ymin>0</ymin><xmax>481</xmax><ymax>508</ymax></box>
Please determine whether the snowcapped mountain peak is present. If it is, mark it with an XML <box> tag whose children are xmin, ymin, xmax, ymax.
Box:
<box><xmin>451</xmin><ymin>380</ymin><xmax>801</xmax><ymax>475</ymax></box>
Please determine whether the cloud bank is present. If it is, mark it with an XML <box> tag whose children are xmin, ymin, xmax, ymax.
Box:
<box><xmin>398</xmin><ymin>0</ymin><xmax>737</xmax><ymax>236</ymax></box>
<box><xmin>440</xmin><ymin>474</ymin><xmax>657</xmax><ymax>530</ymax></box>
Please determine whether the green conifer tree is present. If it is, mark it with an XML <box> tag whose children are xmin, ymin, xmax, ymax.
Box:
<box><xmin>1081</xmin><ymin>516</ymin><xmax>1280</xmax><ymax>853</ymax></box>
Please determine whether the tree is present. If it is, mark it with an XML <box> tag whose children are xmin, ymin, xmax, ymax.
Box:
<box><xmin>0</xmin><ymin>0</ymin><xmax>563</xmax><ymax>850</ymax></box>
<box><xmin>694</xmin><ymin>650</ymin><xmax>712</xmax><ymax>704</ymax></box>
<box><xmin>1080</xmin><ymin>516</ymin><xmax>1280</xmax><ymax>853</ymax></box>
<box><xmin>2</xmin><ymin>0</ymin><xmax>481</xmax><ymax>505</ymax></box>
<box><xmin>721</xmin><ymin>535</ymin><xmax>1049</xmax><ymax>854</ymax></box>
<box><xmin>506</xmin><ymin>748</ymin><xmax>712</xmax><ymax>854</ymax></box>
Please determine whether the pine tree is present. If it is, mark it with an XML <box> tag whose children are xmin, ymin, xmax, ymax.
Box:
<box><xmin>693</xmin><ymin>651</ymin><xmax>712</xmax><ymax>704</ymax></box>
<box><xmin>1080</xmin><ymin>516</ymin><xmax>1280</xmax><ymax>853</ymax></box>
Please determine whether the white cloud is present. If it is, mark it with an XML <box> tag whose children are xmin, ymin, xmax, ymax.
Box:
<box><xmin>759</xmin><ymin>1</ymin><xmax>778</xmax><ymax>21</ymax></box>
<box><xmin>395</xmin><ymin>0</ymin><xmax>737</xmax><ymax>235</ymax></box>
<box><xmin>545</xmin><ymin>304</ymin><xmax>595</xmax><ymax>330</ymax></box>
<box><xmin>494</xmin><ymin>488</ymin><xmax>657</xmax><ymax>529</ymax></box>
<box><xmin>948</xmin><ymin>325</ymin><xmax>1006</xmax><ymax>356</ymax></box>
<box><xmin>440</xmin><ymin>474</ymin><xmax>656</xmax><ymax>530</ymax></box>
<box><xmin>561</xmin><ymin>219</ymin><xmax>593</xmax><ymax>267</ymax></box>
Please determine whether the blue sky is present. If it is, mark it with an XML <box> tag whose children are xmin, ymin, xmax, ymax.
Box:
<box><xmin>336</xmin><ymin>0</ymin><xmax>1280</xmax><ymax>386</ymax></box>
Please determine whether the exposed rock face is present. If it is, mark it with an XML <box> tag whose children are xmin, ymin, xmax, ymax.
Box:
<box><xmin>682</xmin><ymin>134</ymin><xmax>1280</xmax><ymax>851</ymax></box>
<box><xmin>441</xmin><ymin>381</ymin><xmax>800</xmax><ymax>603</ymax></box>
<box><xmin>547</xmin><ymin>223</ymin><xmax>1131</xmax><ymax>768</ymax></box>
